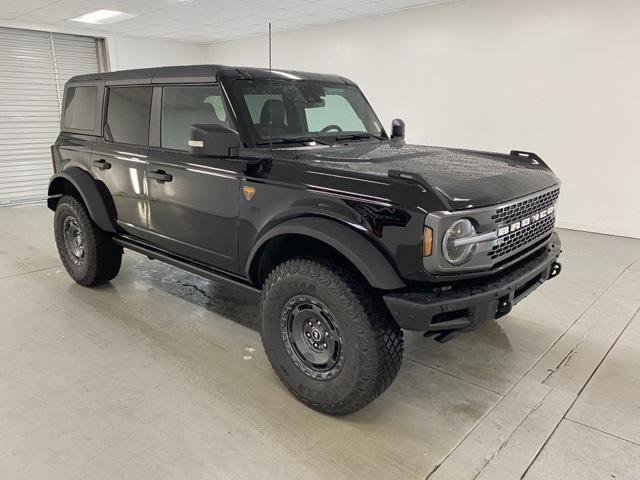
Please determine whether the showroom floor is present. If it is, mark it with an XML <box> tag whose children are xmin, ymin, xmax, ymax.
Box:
<box><xmin>1</xmin><ymin>204</ymin><xmax>639</xmax><ymax>480</ymax></box>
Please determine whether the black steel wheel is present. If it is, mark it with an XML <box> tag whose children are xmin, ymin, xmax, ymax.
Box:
<box><xmin>260</xmin><ymin>257</ymin><xmax>403</xmax><ymax>415</ymax></box>
<box><xmin>54</xmin><ymin>195</ymin><xmax>122</xmax><ymax>286</ymax></box>
<box><xmin>281</xmin><ymin>295</ymin><xmax>345</xmax><ymax>380</ymax></box>
<box><xmin>62</xmin><ymin>215</ymin><xmax>86</xmax><ymax>266</ymax></box>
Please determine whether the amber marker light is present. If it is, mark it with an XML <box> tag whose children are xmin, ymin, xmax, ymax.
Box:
<box><xmin>423</xmin><ymin>227</ymin><xmax>433</xmax><ymax>257</ymax></box>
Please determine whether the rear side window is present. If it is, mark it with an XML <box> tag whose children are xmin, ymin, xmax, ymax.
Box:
<box><xmin>106</xmin><ymin>87</ymin><xmax>152</xmax><ymax>145</ymax></box>
<box><xmin>161</xmin><ymin>85</ymin><xmax>230</xmax><ymax>151</ymax></box>
<box><xmin>63</xmin><ymin>86</ymin><xmax>97</xmax><ymax>130</ymax></box>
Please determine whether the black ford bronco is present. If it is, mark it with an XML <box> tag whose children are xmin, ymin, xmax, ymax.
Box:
<box><xmin>49</xmin><ymin>65</ymin><xmax>562</xmax><ymax>414</ymax></box>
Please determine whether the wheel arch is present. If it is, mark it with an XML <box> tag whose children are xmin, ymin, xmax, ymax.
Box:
<box><xmin>48</xmin><ymin>167</ymin><xmax>118</xmax><ymax>233</ymax></box>
<box><xmin>246</xmin><ymin>217</ymin><xmax>406</xmax><ymax>290</ymax></box>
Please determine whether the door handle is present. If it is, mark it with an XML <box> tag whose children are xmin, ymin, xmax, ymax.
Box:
<box><xmin>148</xmin><ymin>170</ymin><xmax>173</xmax><ymax>183</ymax></box>
<box><xmin>92</xmin><ymin>159</ymin><xmax>111</xmax><ymax>170</ymax></box>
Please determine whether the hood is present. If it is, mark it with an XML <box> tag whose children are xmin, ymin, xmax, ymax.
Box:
<box><xmin>272</xmin><ymin>142</ymin><xmax>559</xmax><ymax>210</ymax></box>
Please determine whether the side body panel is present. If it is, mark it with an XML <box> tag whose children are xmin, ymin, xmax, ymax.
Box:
<box><xmin>144</xmin><ymin>149</ymin><xmax>243</xmax><ymax>272</ymax></box>
<box><xmin>238</xmin><ymin>158</ymin><xmax>429</xmax><ymax>282</ymax></box>
<box><xmin>54</xmin><ymin>132</ymin><xmax>95</xmax><ymax>174</ymax></box>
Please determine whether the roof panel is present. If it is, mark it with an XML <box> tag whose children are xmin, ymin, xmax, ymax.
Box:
<box><xmin>67</xmin><ymin>64</ymin><xmax>347</xmax><ymax>85</ymax></box>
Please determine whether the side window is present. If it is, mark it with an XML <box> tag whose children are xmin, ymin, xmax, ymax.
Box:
<box><xmin>204</xmin><ymin>95</ymin><xmax>227</xmax><ymax>123</ymax></box>
<box><xmin>106</xmin><ymin>86</ymin><xmax>152</xmax><ymax>145</ymax></box>
<box><xmin>63</xmin><ymin>86</ymin><xmax>97</xmax><ymax>130</ymax></box>
<box><xmin>305</xmin><ymin>90</ymin><xmax>365</xmax><ymax>133</ymax></box>
<box><xmin>161</xmin><ymin>85</ymin><xmax>230</xmax><ymax>151</ymax></box>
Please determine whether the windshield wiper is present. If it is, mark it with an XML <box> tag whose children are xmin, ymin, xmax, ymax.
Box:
<box><xmin>333</xmin><ymin>133</ymin><xmax>384</xmax><ymax>142</ymax></box>
<box><xmin>256</xmin><ymin>137</ymin><xmax>328</xmax><ymax>146</ymax></box>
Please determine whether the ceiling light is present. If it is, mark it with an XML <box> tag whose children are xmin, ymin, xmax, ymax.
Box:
<box><xmin>69</xmin><ymin>10</ymin><xmax>137</xmax><ymax>24</ymax></box>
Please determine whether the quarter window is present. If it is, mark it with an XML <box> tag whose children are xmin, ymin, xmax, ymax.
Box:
<box><xmin>161</xmin><ymin>85</ymin><xmax>231</xmax><ymax>151</ymax></box>
<box><xmin>106</xmin><ymin>87</ymin><xmax>152</xmax><ymax>145</ymax></box>
<box><xmin>63</xmin><ymin>86</ymin><xmax>97</xmax><ymax>130</ymax></box>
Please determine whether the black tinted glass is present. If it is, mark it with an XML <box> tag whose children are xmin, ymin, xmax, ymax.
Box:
<box><xmin>106</xmin><ymin>87</ymin><xmax>152</xmax><ymax>145</ymax></box>
<box><xmin>161</xmin><ymin>85</ymin><xmax>230</xmax><ymax>151</ymax></box>
<box><xmin>63</xmin><ymin>86</ymin><xmax>97</xmax><ymax>130</ymax></box>
<box><xmin>233</xmin><ymin>80</ymin><xmax>383</xmax><ymax>143</ymax></box>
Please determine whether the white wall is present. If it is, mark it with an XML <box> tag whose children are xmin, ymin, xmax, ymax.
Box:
<box><xmin>208</xmin><ymin>0</ymin><xmax>640</xmax><ymax>239</ymax></box>
<box><xmin>107</xmin><ymin>35</ymin><xmax>208</xmax><ymax>71</ymax></box>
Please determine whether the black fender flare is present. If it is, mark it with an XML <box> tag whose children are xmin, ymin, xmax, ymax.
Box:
<box><xmin>246</xmin><ymin>217</ymin><xmax>406</xmax><ymax>290</ymax></box>
<box><xmin>47</xmin><ymin>167</ymin><xmax>118</xmax><ymax>233</ymax></box>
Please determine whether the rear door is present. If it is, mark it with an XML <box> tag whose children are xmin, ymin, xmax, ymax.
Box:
<box><xmin>144</xmin><ymin>84</ymin><xmax>242</xmax><ymax>272</ymax></box>
<box><xmin>91</xmin><ymin>86</ymin><xmax>152</xmax><ymax>236</ymax></box>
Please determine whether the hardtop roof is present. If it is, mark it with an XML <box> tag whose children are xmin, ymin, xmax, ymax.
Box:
<box><xmin>67</xmin><ymin>64</ymin><xmax>352</xmax><ymax>86</ymax></box>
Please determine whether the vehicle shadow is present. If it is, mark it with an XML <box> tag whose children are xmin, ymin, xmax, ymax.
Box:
<box><xmin>126</xmin><ymin>253</ymin><xmax>514</xmax><ymax>356</ymax></box>
<box><xmin>128</xmin><ymin>253</ymin><xmax>261</xmax><ymax>332</ymax></box>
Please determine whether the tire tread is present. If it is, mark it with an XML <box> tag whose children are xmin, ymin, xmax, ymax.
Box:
<box><xmin>54</xmin><ymin>195</ymin><xmax>122</xmax><ymax>286</ymax></box>
<box><xmin>260</xmin><ymin>257</ymin><xmax>403</xmax><ymax>415</ymax></box>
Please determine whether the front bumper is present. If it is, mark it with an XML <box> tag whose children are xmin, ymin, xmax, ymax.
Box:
<box><xmin>384</xmin><ymin>232</ymin><xmax>562</xmax><ymax>337</ymax></box>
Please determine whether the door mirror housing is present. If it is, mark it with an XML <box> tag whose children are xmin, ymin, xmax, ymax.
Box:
<box><xmin>390</xmin><ymin>118</ymin><xmax>405</xmax><ymax>140</ymax></box>
<box><xmin>189</xmin><ymin>124</ymin><xmax>242</xmax><ymax>157</ymax></box>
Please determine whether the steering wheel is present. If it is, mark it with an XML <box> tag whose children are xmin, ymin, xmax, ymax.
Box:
<box><xmin>320</xmin><ymin>124</ymin><xmax>343</xmax><ymax>133</ymax></box>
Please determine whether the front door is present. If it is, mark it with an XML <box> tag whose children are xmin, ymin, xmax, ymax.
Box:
<box><xmin>144</xmin><ymin>84</ymin><xmax>242</xmax><ymax>273</ymax></box>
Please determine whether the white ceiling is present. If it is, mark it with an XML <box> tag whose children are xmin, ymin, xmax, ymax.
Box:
<box><xmin>0</xmin><ymin>0</ymin><xmax>457</xmax><ymax>44</ymax></box>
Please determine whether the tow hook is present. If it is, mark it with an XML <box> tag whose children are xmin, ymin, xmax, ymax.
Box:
<box><xmin>549</xmin><ymin>261</ymin><xmax>562</xmax><ymax>279</ymax></box>
<box><xmin>497</xmin><ymin>297</ymin><xmax>513</xmax><ymax>316</ymax></box>
<box><xmin>424</xmin><ymin>329</ymin><xmax>461</xmax><ymax>344</ymax></box>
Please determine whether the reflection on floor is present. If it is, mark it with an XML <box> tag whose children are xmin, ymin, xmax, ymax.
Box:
<box><xmin>1</xmin><ymin>205</ymin><xmax>639</xmax><ymax>480</ymax></box>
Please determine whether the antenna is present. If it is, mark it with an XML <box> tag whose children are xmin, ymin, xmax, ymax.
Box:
<box><xmin>268</xmin><ymin>22</ymin><xmax>272</xmax><ymax>71</ymax></box>
<box><xmin>268</xmin><ymin>22</ymin><xmax>272</xmax><ymax>151</ymax></box>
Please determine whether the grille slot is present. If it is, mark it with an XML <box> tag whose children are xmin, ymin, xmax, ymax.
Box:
<box><xmin>491</xmin><ymin>188</ymin><xmax>559</xmax><ymax>225</ymax></box>
<box><xmin>490</xmin><ymin>214</ymin><xmax>555</xmax><ymax>260</ymax></box>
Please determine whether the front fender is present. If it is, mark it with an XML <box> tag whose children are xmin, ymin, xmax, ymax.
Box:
<box><xmin>246</xmin><ymin>216</ymin><xmax>406</xmax><ymax>290</ymax></box>
<box><xmin>48</xmin><ymin>167</ymin><xmax>117</xmax><ymax>233</ymax></box>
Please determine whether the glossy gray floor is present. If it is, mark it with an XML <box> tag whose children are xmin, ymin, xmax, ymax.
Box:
<box><xmin>1</xmin><ymin>205</ymin><xmax>639</xmax><ymax>480</ymax></box>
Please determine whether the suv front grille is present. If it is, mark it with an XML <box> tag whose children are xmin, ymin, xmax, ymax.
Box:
<box><xmin>488</xmin><ymin>187</ymin><xmax>559</xmax><ymax>261</ymax></box>
<box><xmin>423</xmin><ymin>184</ymin><xmax>560</xmax><ymax>274</ymax></box>
<box><xmin>491</xmin><ymin>188</ymin><xmax>559</xmax><ymax>225</ymax></box>
<box><xmin>489</xmin><ymin>214</ymin><xmax>555</xmax><ymax>260</ymax></box>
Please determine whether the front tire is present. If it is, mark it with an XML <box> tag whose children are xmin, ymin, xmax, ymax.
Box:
<box><xmin>54</xmin><ymin>195</ymin><xmax>122</xmax><ymax>286</ymax></box>
<box><xmin>260</xmin><ymin>258</ymin><xmax>403</xmax><ymax>415</ymax></box>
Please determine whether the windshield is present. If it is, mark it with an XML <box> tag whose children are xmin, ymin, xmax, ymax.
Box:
<box><xmin>231</xmin><ymin>79</ymin><xmax>385</xmax><ymax>144</ymax></box>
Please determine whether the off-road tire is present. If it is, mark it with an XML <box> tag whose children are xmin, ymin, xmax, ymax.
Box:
<box><xmin>54</xmin><ymin>195</ymin><xmax>122</xmax><ymax>286</ymax></box>
<box><xmin>260</xmin><ymin>257</ymin><xmax>403</xmax><ymax>415</ymax></box>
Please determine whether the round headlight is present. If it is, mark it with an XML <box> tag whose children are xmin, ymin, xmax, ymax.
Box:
<box><xmin>442</xmin><ymin>219</ymin><xmax>477</xmax><ymax>265</ymax></box>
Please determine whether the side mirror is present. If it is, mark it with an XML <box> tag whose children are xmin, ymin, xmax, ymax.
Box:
<box><xmin>391</xmin><ymin>118</ymin><xmax>405</xmax><ymax>140</ymax></box>
<box><xmin>189</xmin><ymin>124</ymin><xmax>241</xmax><ymax>157</ymax></box>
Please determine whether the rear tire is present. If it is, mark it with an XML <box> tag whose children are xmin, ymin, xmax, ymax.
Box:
<box><xmin>54</xmin><ymin>195</ymin><xmax>122</xmax><ymax>286</ymax></box>
<box><xmin>260</xmin><ymin>257</ymin><xmax>403</xmax><ymax>415</ymax></box>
